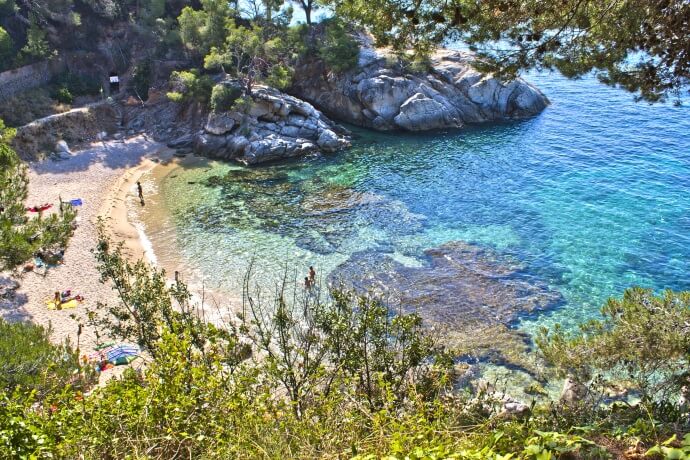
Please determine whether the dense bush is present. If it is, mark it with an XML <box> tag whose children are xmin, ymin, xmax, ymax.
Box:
<box><xmin>538</xmin><ymin>287</ymin><xmax>690</xmax><ymax>404</ymax></box>
<box><xmin>54</xmin><ymin>86</ymin><xmax>73</xmax><ymax>104</ymax></box>
<box><xmin>209</xmin><ymin>83</ymin><xmax>242</xmax><ymax>112</ymax></box>
<box><xmin>19</xmin><ymin>14</ymin><xmax>51</xmax><ymax>62</ymax></box>
<box><xmin>318</xmin><ymin>20</ymin><xmax>360</xmax><ymax>74</ymax></box>
<box><xmin>53</xmin><ymin>71</ymin><xmax>102</xmax><ymax>98</ymax></box>
<box><xmin>0</xmin><ymin>26</ymin><xmax>13</xmax><ymax>71</ymax></box>
<box><xmin>166</xmin><ymin>69</ymin><xmax>213</xmax><ymax>104</ymax></box>
<box><xmin>0</xmin><ymin>0</ymin><xmax>16</xmax><ymax>18</ymax></box>
<box><xmin>0</xmin><ymin>319</ymin><xmax>91</xmax><ymax>397</ymax></box>
<box><xmin>1</xmin><ymin>226</ymin><xmax>689</xmax><ymax>458</ymax></box>
<box><xmin>0</xmin><ymin>120</ymin><xmax>76</xmax><ymax>270</ymax></box>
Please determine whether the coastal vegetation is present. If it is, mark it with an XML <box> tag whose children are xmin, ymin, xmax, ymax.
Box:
<box><xmin>0</xmin><ymin>0</ymin><xmax>689</xmax><ymax>459</ymax></box>
<box><xmin>0</xmin><ymin>223</ymin><xmax>688</xmax><ymax>458</ymax></box>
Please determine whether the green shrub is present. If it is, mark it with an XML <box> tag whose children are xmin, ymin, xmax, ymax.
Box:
<box><xmin>318</xmin><ymin>20</ymin><xmax>360</xmax><ymax>74</ymax></box>
<box><xmin>209</xmin><ymin>83</ymin><xmax>241</xmax><ymax>112</ymax></box>
<box><xmin>54</xmin><ymin>86</ymin><xmax>73</xmax><ymax>104</ymax></box>
<box><xmin>0</xmin><ymin>319</ymin><xmax>92</xmax><ymax>397</ymax></box>
<box><xmin>19</xmin><ymin>14</ymin><xmax>51</xmax><ymax>61</ymax></box>
<box><xmin>0</xmin><ymin>390</ymin><xmax>56</xmax><ymax>459</ymax></box>
<box><xmin>0</xmin><ymin>26</ymin><xmax>13</xmax><ymax>71</ymax></box>
<box><xmin>537</xmin><ymin>287</ymin><xmax>690</xmax><ymax>403</ymax></box>
<box><xmin>167</xmin><ymin>69</ymin><xmax>213</xmax><ymax>105</ymax></box>
<box><xmin>265</xmin><ymin>63</ymin><xmax>293</xmax><ymax>90</ymax></box>
<box><xmin>166</xmin><ymin>90</ymin><xmax>184</xmax><ymax>102</ymax></box>
<box><xmin>0</xmin><ymin>121</ymin><xmax>76</xmax><ymax>271</ymax></box>
<box><xmin>53</xmin><ymin>72</ymin><xmax>102</xmax><ymax>98</ymax></box>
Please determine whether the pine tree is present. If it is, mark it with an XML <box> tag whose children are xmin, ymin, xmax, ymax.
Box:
<box><xmin>0</xmin><ymin>120</ymin><xmax>75</xmax><ymax>271</ymax></box>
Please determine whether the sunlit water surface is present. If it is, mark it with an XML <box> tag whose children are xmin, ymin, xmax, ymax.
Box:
<box><xmin>137</xmin><ymin>71</ymin><xmax>690</xmax><ymax>371</ymax></box>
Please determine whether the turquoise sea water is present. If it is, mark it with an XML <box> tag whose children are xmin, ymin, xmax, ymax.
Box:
<box><xmin>141</xmin><ymin>71</ymin><xmax>690</xmax><ymax>347</ymax></box>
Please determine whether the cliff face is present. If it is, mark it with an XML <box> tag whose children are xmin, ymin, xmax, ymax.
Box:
<box><xmin>290</xmin><ymin>46</ymin><xmax>549</xmax><ymax>132</ymax></box>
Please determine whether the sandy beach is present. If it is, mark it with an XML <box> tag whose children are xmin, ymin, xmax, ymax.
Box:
<box><xmin>1</xmin><ymin>135</ymin><xmax>174</xmax><ymax>352</ymax></box>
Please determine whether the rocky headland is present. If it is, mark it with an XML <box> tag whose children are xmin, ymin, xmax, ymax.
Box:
<box><xmin>291</xmin><ymin>43</ymin><xmax>549</xmax><ymax>132</ymax></box>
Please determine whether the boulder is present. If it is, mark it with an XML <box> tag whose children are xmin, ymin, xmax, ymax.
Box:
<box><xmin>291</xmin><ymin>45</ymin><xmax>549</xmax><ymax>132</ymax></box>
<box><xmin>192</xmin><ymin>85</ymin><xmax>350</xmax><ymax>165</ymax></box>
<box><xmin>167</xmin><ymin>134</ymin><xmax>194</xmax><ymax>149</ymax></box>
<box><xmin>204</xmin><ymin>112</ymin><xmax>236</xmax><ymax>135</ymax></box>
<box><xmin>193</xmin><ymin>133</ymin><xmax>228</xmax><ymax>158</ymax></box>
<box><xmin>394</xmin><ymin>93</ymin><xmax>462</xmax><ymax>131</ymax></box>
<box><xmin>317</xmin><ymin>129</ymin><xmax>348</xmax><ymax>152</ymax></box>
<box><xmin>559</xmin><ymin>374</ymin><xmax>589</xmax><ymax>406</ymax></box>
<box><xmin>55</xmin><ymin>140</ymin><xmax>71</xmax><ymax>154</ymax></box>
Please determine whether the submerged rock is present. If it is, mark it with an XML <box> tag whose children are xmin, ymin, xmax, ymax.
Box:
<box><xmin>329</xmin><ymin>241</ymin><xmax>562</xmax><ymax>373</ymax></box>
<box><xmin>291</xmin><ymin>45</ymin><xmax>548</xmax><ymax>132</ymax></box>
<box><xmin>330</xmin><ymin>241</ymin><xmax>560</xmax><ymax>327</ymax></box>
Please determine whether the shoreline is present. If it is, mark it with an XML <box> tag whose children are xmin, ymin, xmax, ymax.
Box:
<box><xmin>3</xmin><ymin>135</ymin><xmax>172</xmax><ymax>353</ymax></box>
<box><xmin>98</xmin><ymin>149</ymin><xmax>176</xmax><ymax>264</ymax></box>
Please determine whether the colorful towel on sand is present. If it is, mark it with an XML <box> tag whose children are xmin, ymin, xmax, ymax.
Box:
<box><xmin>69</xmin><ymin>198</ymin><xmax>83</xmax><ymax>206</ymax></box>
<box><xmin>45</xmin><ymin>298</ymin><xmax>80</xmax><ymax>310</ymax></box>
<box><xmin>89</xmin><ymin>344</ymin><xmax>140</xmax><ymax>366</ymax></box>
<box><xmin>27</xmin><ymin>204</ymin><xmax>52</xmax><ymax>212</ymax></box>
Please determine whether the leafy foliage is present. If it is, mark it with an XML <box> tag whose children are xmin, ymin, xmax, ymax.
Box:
<box><xmin>178</xmin><ymin>0</ymin><xmax>234</xmax><ymax>58</ymax></box>
<box><xmin>329</xmin><ymin>0</ymin><xmax>690</xmax><ymax>102</ymax></box>
<box><xmin>131</xmin><ymin>58</ymin><xmax>153</xmax><ymax>101</ymax></box>
<box><xmin>54</xmin><ymin>86</ymin><xmax>72</xmax><ymax>104</ymax></box>
<box><xmin>2</xmin><ymin>235</ymin><xmax>690</xmax><ymax>458</ymax></box>
<box><xmin>166</xmin><ymin>69</ymin><xmax>213</xmax><ymax>104</ymax></box>
<box><xmin>647</xmin><ymin>434</ymin><xmax>690</xmax><ymax>460</ymax></box>
<box><xmin>537</xmin><ymin>287</ymin><xmax>690</xmax><ymax>403</ymax></box>
<box><xmin>19</xmin><ymin>14</ymin><xmax>51</xmax><ymax>62</ymax></box>
<box><xmin>210</xmin><ymin>83</ymin><xmax>242</xmax><ymax>111</ymax></box>
<box><xmin>0</xmin><ymin>27</ymin><xmax>13</xmax><ymax>71</ymax></box>
<box><xmin>52</xmin><ymin>71</ymin><xmax>102</xmax><ymax>97</ymax></box>
<box><xmin>317</xmin><ymin>19</ymin><xmax>359</xmax><ymax>73</ymax></box>
<box><xmin>239</xmin><ymin>266</ymin><xmax>450</xmax><ymax>416</ymax></box>
<box><xmin>0</xmin><ymin>0</ymin><xmax>16</xmax><ymax>18</ymax></box>
<box><xmin>0</xmin><ymin>319</ymin><xmax>93</xmax><ymax>397</ymax></box>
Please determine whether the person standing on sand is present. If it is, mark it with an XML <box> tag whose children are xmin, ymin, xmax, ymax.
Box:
<box><xmin>309</xmin><ymin>266</ymin><xmax>316</xmax><ymax>284</ymax></box>
<box><xmin>137</xmin><ymin>181</ymin><xmax>145</xmax><ymax>206</ymax></box>
<box><xmin>53</xmin><ymin>291</ymin><xmax>62</xmax><ymax>310</ymax></box>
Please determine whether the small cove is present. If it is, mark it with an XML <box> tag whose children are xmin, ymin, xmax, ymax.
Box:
<box><xmin>134</xmin><ymin>70</ymin><xmax>690</xmax><ymax>387</ymax></box>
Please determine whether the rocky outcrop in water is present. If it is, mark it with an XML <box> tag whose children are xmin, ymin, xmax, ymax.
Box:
<box><xmin>331</xmin><ymin>241</ymin><xmax>560</xmax><ymax>326</ymax></box>
<box><xmin>330</xmin><ymin>241</ymin><xmax>562</xmax><ymax>373</ymax></box>
<box><xmin>192</xmin><ymin>85</ymin><xmax>350</xmax><ymax>165</ymax></box>
<box><xmin>291</xmin><ymin>44</ymin><xmax>549</xmax><ymax>132</ymax></box>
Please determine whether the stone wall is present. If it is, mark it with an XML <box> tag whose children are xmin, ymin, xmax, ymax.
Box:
<box><xmin>0</xmin><ymin>58</ymin><xmax>66</xmax><ymax>102</ymax></box>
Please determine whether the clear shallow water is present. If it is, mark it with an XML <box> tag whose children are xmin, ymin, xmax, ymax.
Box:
<box><xmin>140</xmin><ymin>71</ymin><xmax>690</xmax><ymax>343</ymax></box>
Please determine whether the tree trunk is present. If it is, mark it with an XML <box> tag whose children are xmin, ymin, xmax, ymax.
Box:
<box><xmin>265</xmin><ymin>0</ymin><xmax>272</xmax><ymax>22</ymax></box>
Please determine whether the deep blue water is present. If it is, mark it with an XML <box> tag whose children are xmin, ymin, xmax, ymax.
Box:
<box><xmin>142</xmin><ymin>71</ymin><xmax>690</xmax><ymax>340</ymax></box>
